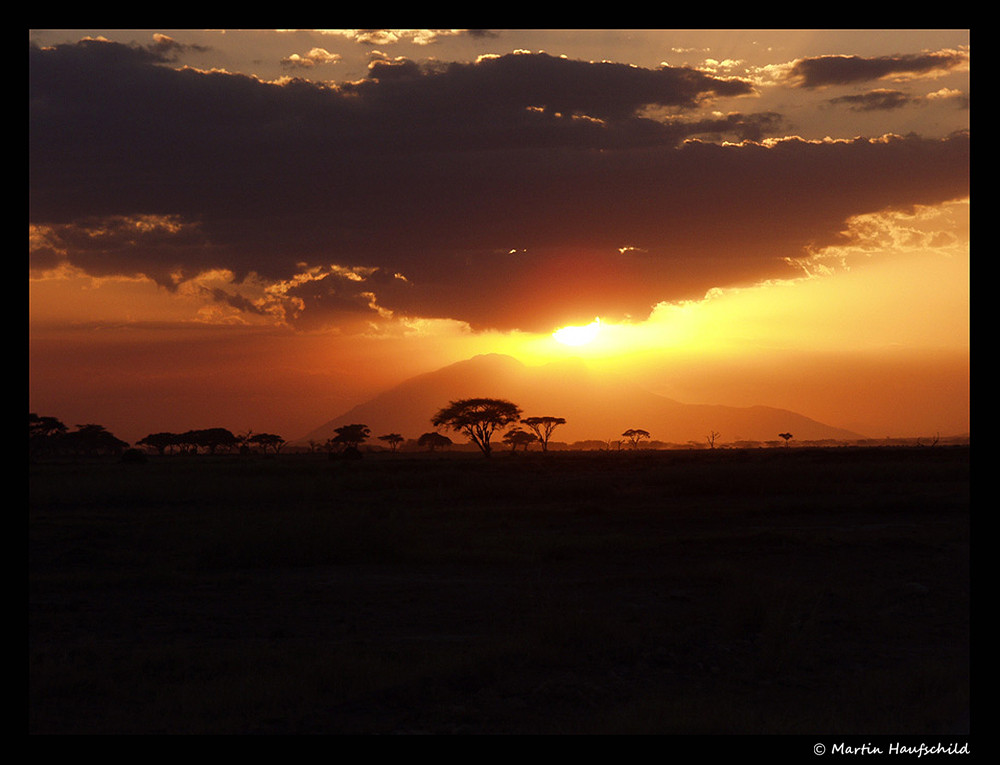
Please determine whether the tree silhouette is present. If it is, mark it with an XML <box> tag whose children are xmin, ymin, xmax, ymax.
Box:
<box><xmin>327</xmin><ymin>424</ymin><xmax>370</xmax><ymax>458</ymax></box>
<box><xmin>520</xmin><ymin>416</ymin><xmax>566</xmax><ymax>452</ymax></box>
<box><xmin>186</xmin><ymin>427</ymin><xmax>239</xmax><ymax>454</ymax></box>
<box><xmin>65</xmin><ymin>424</ymin><xmax>129</xmax><ymax>456</ymax></box>
<box><xmin>249</xmin><ymin>432</ymin><xmax>286</xmax><ymax>454</ymax></box>
<box><xmin>417</xmin><ymin>432</ymin><xmax>453</xmax><ymax>452</ymax></box>
<box><xmin>622</xmin><ymin>428</ymin><xmax>651</xmax><ymax>449</ymax></box>
<box><xmin>378</xmin><ymin>433</ymin><xmax>404</xmax><ymax>452</ymax></box>
<box><xmin>706</xmin><ymin>430</ymin><xmax>720</xmax><ymax>449</ymax></box>
<box><xmin>30</xmin><ymin>413</ymin><xmax>67</xmax><ymax>440</ymax></box>
<box><xmin>432</xmin><ymin>398</ymin><xmax>522</xmax><ymax>457</ymax></box>
<box><xmin>30</xmin><ymin>415</ymin><xmax>130</xmax><ymax>457</ymax></box>
<box><xmin>779</xmin><ymin>432</ymin><xmax>794</xmax><ymax>447</ymax></box>
<box><xmin>30</xmin><ymin>413</ymin><xmax>67</xmax><ymax>458</ymax></box>
<box><xmin>237</xmin><ymin>429</ymin><xmax>255</xmax><ymax>455</ymax></box>
<box><xmin>137</xmin><ymin>432</ymin><xmax>181</xmax><ymax>456</ymax></box>
<box><xmin>502</xmin><ymin>428</ymin><xmax>538</xmax><ymax>453</ymax></box>
<box><xmin>330</xmin><ymin>424</ymin><xmax>371</xmax><ymax>449</ymax></box>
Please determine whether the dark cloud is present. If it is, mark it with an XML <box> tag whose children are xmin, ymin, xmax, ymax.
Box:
<box><xmin>29</xmin><ymin>39</ymin><xmax>970</xmax><ymax>332</ymax></box>
<box><xmin>147</xmin><ymin>33</ymin><xmax>210</xmax><ymax>59</ymax></box>
<box><xmin>827</xmin><ymin>89</ymin><xmax>914</xmax><ymax>112</ymax></box>
<box><xmin>788</xmin><ymin>49</ymin><xmax>968</xmax><ymax>88</ymax></box>
<box><xmin>29</xmin><ymin>215</ymin><xmax>214</xmax><ymax>286</ymax></box>
<box><xmin>204</xmin><ymin>287</ymin><xmax>268</xmax><ymax>315</ymax></box>
<box><xmin>375</xmin><ymin>51</ymin><xmax>757</xmax><ymax>119</ymax></box>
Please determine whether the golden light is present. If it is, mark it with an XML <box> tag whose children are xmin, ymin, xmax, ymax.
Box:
<box><xmin>552</xmin><ymin>318</ymin><xmax>601</xmax><ymax>346</ymax></box>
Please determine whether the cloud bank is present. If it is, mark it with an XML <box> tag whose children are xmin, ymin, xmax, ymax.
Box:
<box><xmin>29</xmin><ymin>38</ymin><xmax>969</xmax><ymax>332</ymax></box>
<box><xmin>787</xmin><ymin>49</ymin><xmax>969</xmax><ymax>88</ymax></box>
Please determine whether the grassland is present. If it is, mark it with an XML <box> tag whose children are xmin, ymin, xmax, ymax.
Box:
<box><xmin>29</xmin><ymin>446</ymin><xmax>969</xmax><ymax>735</ymax></box>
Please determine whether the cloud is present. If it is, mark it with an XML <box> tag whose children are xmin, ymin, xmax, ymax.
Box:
<box><xmin>827</xmin><ymin>89</ymin><xmax>914</xmax><ymax>112</ymax></box>
<box><xmin>280</xmin><ymin>47</ymin><xmax>342</xmax><ymax>70</ymax></box>
<box><xmin>787</xmin><ymin>48</ymin><xmax>969</xmax><ymax>88</ymax></box>
<box><xmin>927</xmin><ymin>87</ymin><xmax>970</xmax><ymax>109</ymax></box>
<box><xmin>312</xmin><ymin>29</ymin><xmax>469</xmax><ymax>46</ymax></box>
<box><xmin>29</xmin><ymin>215</ymin><xmax>211</xmax><ymax>286</ymax></box>
<box><xmin>29</xmin><ymin>39</ymin><xmax>970</xmax><ymax>333</ymax></box>
<box><xmin>148</xmin><ymin>32</ymin><xmax>211</xmax><ymax>59</ymax></box>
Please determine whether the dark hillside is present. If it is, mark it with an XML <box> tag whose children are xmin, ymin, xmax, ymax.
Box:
<box><xmin>298</xmin><ymin>353</ymin><xmax>866</xmax><ymax>446</ymax></box>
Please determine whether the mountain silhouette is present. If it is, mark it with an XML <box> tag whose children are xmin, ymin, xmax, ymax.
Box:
<box><xmin>297</xmin><ymin>353</ymin><xmax>865</xmax><ymax>446</ymax></box>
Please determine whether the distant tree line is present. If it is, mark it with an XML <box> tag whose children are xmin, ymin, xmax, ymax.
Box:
<box><xmin>30</xmin><ymin>414</ymin><xmax>129</xmax><ymax>458</ymax></box>
<box><xmin>136</xmin><ymin>428</ymin><xmax>285</xmax><ymax>455</ymax></box>
<box><xmin>32</xmin><ymin>405</ymin><xmax>811</xmax><ymax>463</ymax></box>
<box><xmin>29</xmin><ymin>414</ymin><xmax>288</xmax><ymax>460</ymax></box>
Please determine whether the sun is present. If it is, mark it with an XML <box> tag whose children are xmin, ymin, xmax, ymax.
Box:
<box><xmin>552</xmin><ymin>318</ymin><xmax>601</xmax><ymax>346</ymax></box>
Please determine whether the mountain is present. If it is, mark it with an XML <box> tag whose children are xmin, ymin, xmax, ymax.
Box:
<box><xmin>296</xmin><ymin>353</ymin><xmax>865</xmax><ymax>447</ymax></box>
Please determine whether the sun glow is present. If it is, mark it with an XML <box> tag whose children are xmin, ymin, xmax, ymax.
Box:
<box><xmin>552</xmin><ymin>318</ymin><xmax>601</xmax><ymax>346</ymax></box>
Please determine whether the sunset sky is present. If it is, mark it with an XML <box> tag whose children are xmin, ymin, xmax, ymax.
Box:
<box><xmin>29</xmin><ymin>29</ymin><xmax>970</xmax><ymax>444</ymax></box>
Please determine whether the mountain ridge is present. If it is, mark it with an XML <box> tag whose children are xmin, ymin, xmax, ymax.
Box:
<box><xmin>296</xmin><ymin>353</ymin><xmax>866</xmax><ymax>446</ymax></box>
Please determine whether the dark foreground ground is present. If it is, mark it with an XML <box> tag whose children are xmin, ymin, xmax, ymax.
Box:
<box><xmin>30</xmin><ymin>446</ymin><xmax>969</xmax><ymax>736</ymax></box>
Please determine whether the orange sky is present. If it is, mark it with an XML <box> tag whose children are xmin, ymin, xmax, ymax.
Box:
<box><xmin>29</xmin><ymin>30</ymin><xmax>969</xmax><ymax>444</ymax></box>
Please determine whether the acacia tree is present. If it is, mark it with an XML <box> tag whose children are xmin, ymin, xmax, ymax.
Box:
<box><xmin>30</xmin><ymin>413</ymin><xmax>67</xmax><ymax>458</ymax></box>
<box><xmin>249</xmin><ymin>432</ymin><xmax>286</xmax><ymax>454</ymax></box>
<box><xmin>778</xmin><ymin>432</ymin><xmax>794</xmax><ymax>447</ymax></box>
<box><xmin>328</xmin><ymin>424</ymin><xmax>370</xmax><ymax>454</ymax></box>
<box><xmin>503</xmin><ymin>428</ymin><xmax>537</xmax><ymax>453</ymax></box>
<box><xmin>432</xmin><ymin>398</ymin><xmax>522</xmax><ymax>457</ymax></box>
<box><xmin>520</xmin><ymin>416</ymin><xmax>566</xmax><ymax>452</ymax></box>
<box><xmin>137</xmin><ymin>432</ymin><xmax>181</xmax><ymax>456</ymax></box>
<box><xmin>622</xmin><ymin>428</ymin><xmax>651</xmax><ymax>450</ymax></box>
<box><xmin>378</xmin><ymin>433</ymin><xmax>404</xmax><ymax>452</ymax></box>
<box><xmin>186</xmin><ymin>427</ymin><xmax>239</xmax><ymax>454</ymax></box>
<box><xmin>417</xmin><ymin>432</ymin><xmax>453</xmax><ymax>452</ymax></box>
<box><xmin>30</xmin><ymin>413</ymin><xmax>67</xmax><ymax>440</ymax></box>
<box><xmin>65</xmin><ymin>424</ymin><xmax>130</xmax><ymax>456</ymax></box>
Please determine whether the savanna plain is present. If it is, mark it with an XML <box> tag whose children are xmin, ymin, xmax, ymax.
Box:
<box><xmin>29</xmin><ymin>445</ymin><xmax>970</xmax><ymax>735</ymax></box>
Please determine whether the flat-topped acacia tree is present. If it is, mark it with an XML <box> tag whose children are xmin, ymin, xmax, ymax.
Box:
<box><xmin>432</xmin><ymin>398</ymin><xmax>522</xmax><ymax>458</ymax></box>
<box><xmin>378</xmin><ymin>433</ymin><xmax>404</xmax><ymax>452</ymax></box>
<box><xmin>521</xmin><ymin>416</ymin><xmax>566</xmax><ymax>452</ymax></box>
<box><xmin>622</xmin><ymin>428</ymin><xmax>651</xmax><ymax>449</ymax></box>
